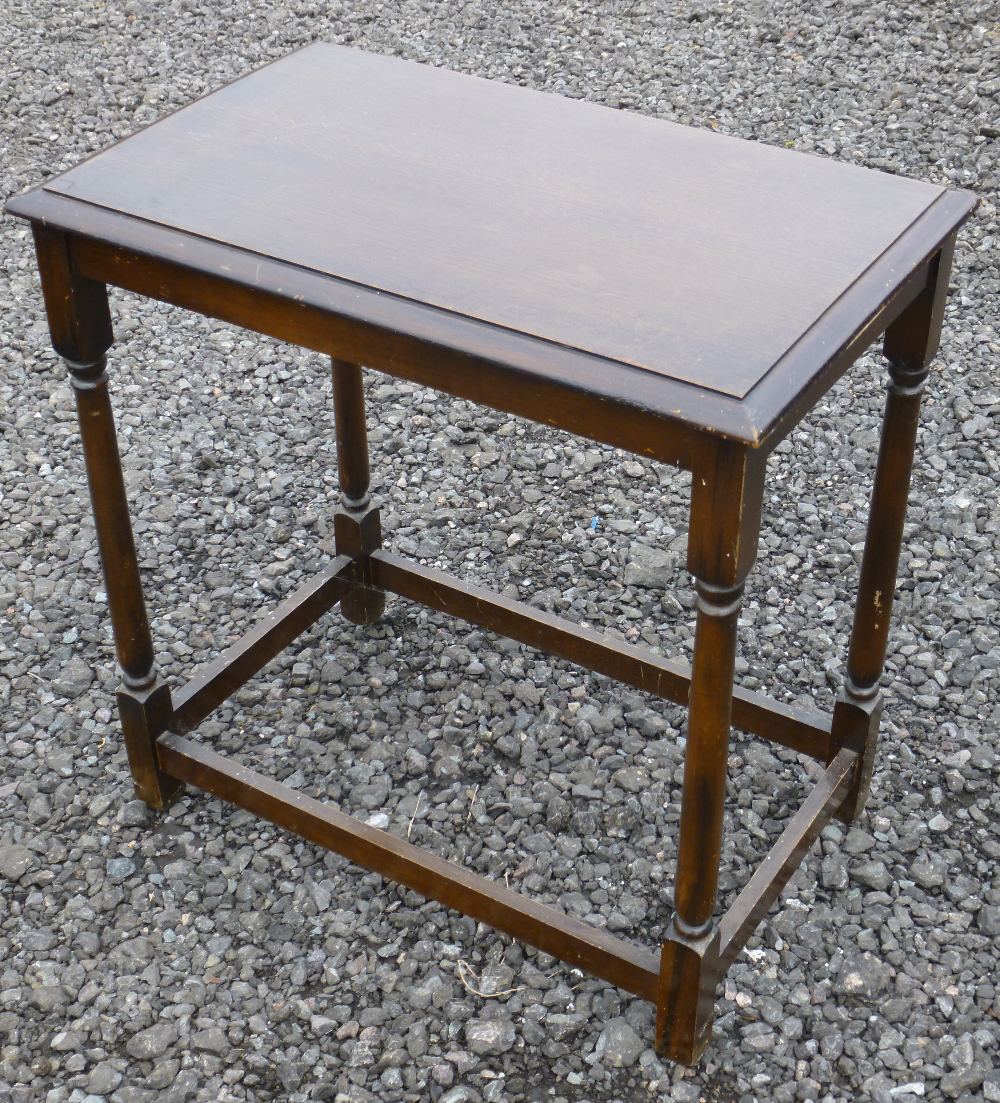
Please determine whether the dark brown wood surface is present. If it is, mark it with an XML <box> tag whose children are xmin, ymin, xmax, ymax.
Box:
<box><xmin>35</xmin><ymin>43</ymin><xmax>945</xmax><ymax>400</ymax></box>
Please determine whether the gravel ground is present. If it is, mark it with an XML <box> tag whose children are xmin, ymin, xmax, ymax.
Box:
<box><xmin>2</xmin><ymin>2</ymin><xmax>998</xmax><ymax>1102</ymax></box>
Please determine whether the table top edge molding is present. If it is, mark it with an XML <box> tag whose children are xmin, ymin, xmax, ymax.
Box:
<box><xmin>5</xmin><ymin>181</ymin><xmax>976</xmax><ymax>458</ymax></box>
<box><xmin>744</xmin><ymin>186</ymin><xmax>977</xmax><ymax>445</ymax></box>
<box><xmin>6</xmin><ymin>187</ymin><xmax>764</xmax><ymax>459</ymax></box>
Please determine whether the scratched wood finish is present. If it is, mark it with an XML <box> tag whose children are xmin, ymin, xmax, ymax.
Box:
<box><xmin>33</xmin><ymin>43</ymin><xmax>948</xmax><ymax>400</ymax></box>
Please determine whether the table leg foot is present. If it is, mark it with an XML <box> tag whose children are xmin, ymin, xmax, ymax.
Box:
<box><xmin>656</xmin><ymin>921</ymin><xmax>722</xmax><ymax>1064</ymax></box>
<box><xmin>339</xmin><ymin>568</ymin><xmax>386</xmax><ymax>625</ymax></box>
<box><xmin>118</xmin><ymin>675</ymin><xmax>182</xmax><ymax>810</ymax></box>
<box><xmin>830</xmin><ymin>686</ymin><xmax>883</xmax><ymax>823</ymax></box>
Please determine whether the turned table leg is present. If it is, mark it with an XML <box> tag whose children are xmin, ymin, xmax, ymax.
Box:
<box><xmin>830</xmin><ymin>240</ymin><xmax>956</xmax><ymax>822</ymax></box>
<box><xmin>657</xmin><ymin>444</ymin><xmax>766</xmax><ymax>1063</ymax></box>
<box><xmin>331</xmin><ymin>358</ymin><xmax>385</xmax><ymax>625</ymax></box>
<box><xmin>34</xmin><ymin>226</ymin><xmax>180</xmax><ymax>810</ymax></box>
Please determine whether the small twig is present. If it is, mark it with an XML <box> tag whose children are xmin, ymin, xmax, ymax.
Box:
<box><xmin>406</xmin><ymin>793</ymin><xmax>423</xmax><ymax>840</ymax></box>
<box><xmin>466</xmin><ymin>784</ymin><xmax>479</xmax><ymax>823</ymax></box>
<box><xmin>456</xmin><ymin>959</ymin><xmax>524</xmax><ymax>1000</ymax></box>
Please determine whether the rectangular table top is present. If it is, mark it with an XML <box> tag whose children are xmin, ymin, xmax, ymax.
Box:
<box><xmin>9</xmin><ymin>43</ymin><xmax>974</xmax><ymax>448</ymax></box>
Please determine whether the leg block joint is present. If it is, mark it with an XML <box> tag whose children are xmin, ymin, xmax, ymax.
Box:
<box><xmin>656</xmin><ymin>921</ymin><xmax>722</xmax><ymax>1065</ymax></box>
<box><xmin>117</xmin><ymin>678</ymin><xmax>183</xmax><ymax>811</ymax></box>
<box><xmin>830</xmin><ymin>688</ymin><xmax>883</xmax><ymax>823</ymax></box>
<box><xmin>334</xmin><ymin>506</ymin><xmax>385</xmax><ymax>625</ymax></box>
<box><xmin>334</xmin><ymin>505</ymin><xmax>382</xmax><ymax>559</ymax></box>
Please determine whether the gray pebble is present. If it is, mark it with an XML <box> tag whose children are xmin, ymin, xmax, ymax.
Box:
<box><xmin>85</xmin><ymin>1063</ymin><xmax>123</xmax><ymax>1095</ymax></box>
<box><xmin>191</xmin><ymin>1027</ymin><xmax>229</xmax><ymax>1054</ymax></box>
<box><xmin>623</xmin><ymin>544</ymin><xmax>677</xmax><ymax>588</ymax></box>
<box><xmin>834</xmin><ymin>951</ymin><xmax>894</xmax><ymax>1000</ymax></box>
<box><xmin>850</xmin><ymin>860</ymin><xmax>893</xmax><ymax>892</ymax></box>
<box><xmin>464</xmin><ymin>1018</ymin><xmax>516</xmax><ymax>1056</ymax></box>
<box><xmin>53</xmin><ymin>655</ymin><xmax>94</xmax><ymax>698</ymax></box>
<box><xmin>125</xmin><ymin>1023</ymin><xmax>176</xmax><ymax>1060</ymax></box>
<box><xmin>105</xmin><ymin>857</ymin><xmax>137</xmax><ymax>881</ymax></box>
<box><xmin>0</xmin><ymin>846</ymin><xmax>36</xmax><ymax>883</ymax></box>
<box><xmin>594</xmin><ymin>1017</ymin><xmax>645</xmax><ymax>1067</ymax></box>
<box><xmin>978</xmin><ymin>905</ymin><xmax>1000</xmax><ymax>936</ymax></box>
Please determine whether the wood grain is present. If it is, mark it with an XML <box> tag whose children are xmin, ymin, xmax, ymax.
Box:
<box><xmin>41</xmin><ymin>42</ymin><xmax>944</xmax><ymax>398</ymax></box>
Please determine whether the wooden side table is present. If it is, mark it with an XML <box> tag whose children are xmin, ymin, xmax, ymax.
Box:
<box><xmin>6</xmin><ymin>44</ymin><xmax>975</xmax><ymax>1063</ymax></box>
